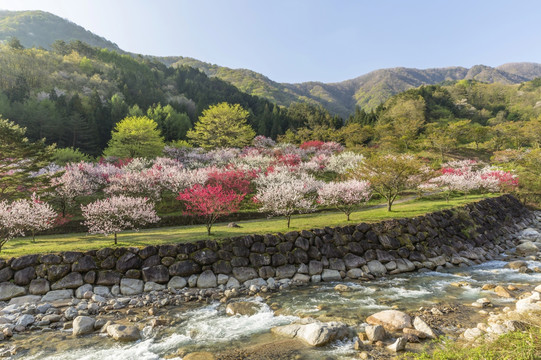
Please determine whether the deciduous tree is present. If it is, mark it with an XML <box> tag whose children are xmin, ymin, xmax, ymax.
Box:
<box><xmin>103</xmin><ymin>116</ymin><xmax>165</xmax><ymax>158</ymax></box>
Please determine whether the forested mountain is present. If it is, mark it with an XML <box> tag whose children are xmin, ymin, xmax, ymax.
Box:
<box><xmin>0</xmin><ymin>10</ymin><xmax>121</xmax><ymax>52</ymax></box>
<box><xmin>2</xmin><ymin>10</ymin><xmax>541</xmax><ymax>119</ymax></box>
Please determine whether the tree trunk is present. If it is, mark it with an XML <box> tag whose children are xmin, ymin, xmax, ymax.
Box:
<box><xmin>114</xmin><ymin>232</ymin><xmax>117</xmax><ymax>245</ymax></box>
<box><xmin>287</xmin><ymin>215</ymin><xmax>291</xmax><ymax>228</ymax></box>
<box><xmin>346</xmin><ymin>213</ymin><xmax>350</xmax><ymax>221</ymax></box>
<box><xmin>207</xmin><ymin>223</ymin><xmax>212</xmax><ymax>236</ymax></box>
<box><xmin>32</xmin><ymin>230</ymin><xmax>36</xmax><ymax>243</ymax></box>
<box><xmin>387</xmin><ymin>199</ymin><xmax>392</xmax><ymax>212</ymax></box>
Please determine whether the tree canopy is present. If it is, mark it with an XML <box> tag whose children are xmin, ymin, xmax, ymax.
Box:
<box><xmin>103</xmin><ymin>116</ymin><xmax>165</xmax><ymax>158</ymax></box>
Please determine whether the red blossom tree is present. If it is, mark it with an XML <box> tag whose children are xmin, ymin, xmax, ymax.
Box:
<box><xmin>205</xmin><ymin>169</ymin><xmax>256</xmax><ymax>195</ymax></box>
<box><xmin>177</xmin><ymin>184</ymin><xmax>245</xmax><ymax>235</ymax></box>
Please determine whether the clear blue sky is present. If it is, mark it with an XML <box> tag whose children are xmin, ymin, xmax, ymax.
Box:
<box><xmin>1</xmin><ymin>0</ymin><xmax>540</xmax><ymax>83</ymax></box>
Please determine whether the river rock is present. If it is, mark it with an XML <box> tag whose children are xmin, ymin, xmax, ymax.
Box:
<box><xmin>75</xmin><ymin>284</ymin><xmax>93</xmax><ymax>299</ymax></box>
<box><xmin>413</xmin><ymin>316</ymin><xmax>436</xmax><ymax>339</ymax></box>
<box><xmin>14</xmin><ymin>267</ymin><xmax>36</xmax><ymax>286</ymax></box>
<box><xmin>41</xmin><ymin>289</ymin><xmax>73</xmax><ymax>302</ymax></box>
<box><xmin>494</xmin><ymin>285</ymin><xmax>513</xmax><ymax>298</ymax></box>
<box><xmin>366</xmin><ymin>310</ymin><xmax>412</xmax><ymax>331</ymax></box>
<box><xmin>106</xmin><ymin>324</ymin><xmax>141</xmax><ymax>341</ymax></box>
<box><xmin>515</xmin><ymin>296</ymin><xmax>541</xmax><ymax>312</ymax></box>
<box><xmin>144</xmin><ymin>282</ymin><xmax>166</xmax><ymax>292</ymax></box>
<box><xmin>64</xmin><ymin>306</ymin><xmax>78</xmax><ymax>320</ymax></box>
<box><xmin>271</xmin><ymin>321</ymin><xmax>349</xmax><ymax>346</ymax></box>
<box><xmin>168</xmin><ymin>276</ymin><xmax>187</xmax><ymax>289</ymax></box>
<box><xmin>365</xmin><ymin>325</ymin><xmax>385</xmax><ymax>342</ymax></box>
<box><xmin>347</xmin><ymin>268</ymin><xmax>364</xmax><ymax>279</ymax></box>
<box><xmin>387</xmin><ymin>337</ymin><xmax>407</xmax><ymax>352</ymax></box>
<box><xmin>506</xmin><ymin>260</ymin><xmax>527</xmax><ymax>270</ymax></box>
<box><xmin>463</xmin><ymin>327</ymin><xmax>484</xmax><ymax>341</ymax></box>
<box><xmin>516</xmin><ymin>241</ymin><xmax>538</xmax><ymax>256</ymax></box>
<box><xmin>73</xmin><ymin>316</ymin><xmax>95</xmax><ymax>336</ymax></box>
<box><xmin>197</xmin><ymin>270</ymin><xmax>217</xmax><ymax>288</ymax></box>
<box><xmin>226</xmin><ymin>277</ymin><xmax>240</xmax><ymax>289</ymax></box>
<box><xmin>225</xmin><ymin>301</ymin><xmax>262</xmax><ymax>316</ymax></box>
<box><xmin>275</xmin><ymin>265</ymin><xmax>296</xmax><ymax>279</ymax></box>
<box><xmin>183</xmin><ymin>352</ymin><xmax>216</xmax><ymax>360</ymax></box>
<box><xmin>72</xmin><ymin>255</ymin><xmax>98</xmax><ymax>273</ymax></box>
<box><xmin>93</xmin><ymin>286</ymin><xmax>112</xmax><ymax>298</ymax></box>
<box><xmin>9</xmin><ymin>295</ymin><xmax>41</xmax><ymax>306</ymax></box>
<box><xmin>15</xmin><ymin>314</ymin><xmax>34</xmax><ymax>327</ymax></box>
<box><xmin>142</xmin><ymin>265</ymin><xmax>169</xmax><ymax>283</ymax></box>
<box><xmin>217</xmin><ymin>274</ymin><xmax>229</xmax><ymax>285</ymax></box>
<box><xmin>334</xmin><ymin>284</ymin><xmax>350</xmax><ymax>292</ymax></box>
<box><xmin>0</xmin><ymin>282</ymin><xmax>26</xmax><ymax>301</ymax></box>
<box><xmin>403</xmin><ymin>327</ymin><xmax>427</xmax><ymax>339</ymax></box>
<box><xmin>188</xmin><ymin>275</ymin><xmax>198</xmax><ymax>287</ymax></box>
<box><xmin>292</xmin><ymin>273</ymin><xmax>310</xmax><ymax>284</ymax></box>
<box><xmin>366</xmin><ymin>260</ymin><xmax>387</xmax><ymax>276</ymax></box>
<box><xmin>321</xmin><ymin>269</ymin><xmax>341</xmax><ymax>282</ymax></box>
<box><xmin>51</xmin><ymin>272</ymin><xmax>83</xmax><ymax>290</ymax></box>
<box><xmin>308</xmin><ymin>261</ymin><xmax>323</xmax><ymax>275</ymax></box>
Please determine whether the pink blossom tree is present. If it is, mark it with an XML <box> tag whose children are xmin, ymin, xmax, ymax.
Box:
<box><xmin>254</xmin><ymin>169</ymin><xmax>322</xmax><ymax>228</ymax></box>
<box><xmin>177</xmin><ymin>184</ymin><xmax>245</xmax><ymax>235</ymax></box>
<box><xmin>318</xmin><ymin>180</ymin><xmax>372</xmax><ymax>220</ymax></box>
<box><xmin>81</xmin><ymin>196</ymin><xmax>160</xmax><ymax>244</ymax></box>
<box><xmin>25</xmin><ymin>193</ymin><xmax>57</xmax><ymax>242</ymax></box>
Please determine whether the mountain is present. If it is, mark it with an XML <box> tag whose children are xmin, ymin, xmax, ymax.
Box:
<box><xmin>0</xmin><ymin>10</ymin><xmax>121</xmax><ymax>52</ymax></box>
<box><xmin>2</xmin><ymin>10</ymin><xmax>541</xmax><ymax>118</ymax></box>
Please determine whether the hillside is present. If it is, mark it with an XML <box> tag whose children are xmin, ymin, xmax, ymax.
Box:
<box><xmin>1</xmin><ymin>10</ymin><xmax>541</xmax><ymax>118</ymax></box>
<box><xmin>0</xmin><ymin>10</ymin><xmax>121</xmax><ymax>51</ymax></box>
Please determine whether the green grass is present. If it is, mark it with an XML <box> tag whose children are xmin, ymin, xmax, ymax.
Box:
<box><xmin>404</xmin><ymin>327</ymin><xmax>541</xmax><ymax>360</ymax></box>
<box><xmin>1</xmin><ymin>194</ymin><xmax>495</xmax><ymax>258</ymax></box>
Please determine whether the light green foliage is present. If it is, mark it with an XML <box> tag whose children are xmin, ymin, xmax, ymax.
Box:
<box><xmin>52</xmin><ymin>147</ymin><xmax>91</xmax><ymax>165</ymax></box>
<box><xmin>146</xmin><ymin>103</ymin><xmax>191</xmax><ymax>142</ymax></box>
<box><xmin>103</xmin><ymin>116</ymin><xmax>165</xmax><ymax>158</ymax></box>
<box><xmin>187</xmin><ymin>102</ymin><xmax>255</xmax><ymax>149</ymax></box>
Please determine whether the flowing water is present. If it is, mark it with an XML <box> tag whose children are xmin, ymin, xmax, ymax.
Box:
<box><xmin>14</xmin><ymin>225</ymin><xmax>541</xmax><ymax>359</ymax></box>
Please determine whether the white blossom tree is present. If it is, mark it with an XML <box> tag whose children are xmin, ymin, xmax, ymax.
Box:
<box><xmin>318</xmin><ymin>180</ymin><xmax>372</xmax><ymax>220</ymax></box>
<box><xmin>254</xmin><ymin>169</ymin><xmax>322</xmax><ymax>228</ymax></box>
<box><xmin>81</xmin><ymin>196</ymin><xmax>160</xmax><ymax>244</ymax></box>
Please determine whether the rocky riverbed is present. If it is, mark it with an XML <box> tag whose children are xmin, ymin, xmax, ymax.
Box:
<box><xmin>0</xmin><ymin>210</ymin><xmax>540</xmax><ymax>359</ymax></box>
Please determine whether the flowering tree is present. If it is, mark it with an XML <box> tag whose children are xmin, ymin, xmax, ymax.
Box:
<box><xmin>52</xmin><ymin>164</ymin><xmax>99</xmax><ymax>216</ymax></box>
<box><xmin>318</xmin><ymin>180</ymin><xmax>372</xmax><ymax>220</ymax></box>
<box><xmin>177</xmin><ymin>184</ymin><xmax>245</xmax><ymax>235</ymax></box>
<box><xmin>25</xmin><ymin>193</ymin><xmax>57</xmax><ymax>242</ymax></box>
<box><xmin>254</xmin><ymin>169</ymin><xmax>322</xmax><ymax>228</ymax></box>
<box><xmin>81</xmin><ymin>196</ymin><xmax>160</xmax><ymax>244</ymax></box>
<box><xmin>326</xmin><ymin>152</ymin><xmax>365</xmax><ymax>174</ymax></box>
<box><xmin>206</xmin><ymin>169</ymin><xmax>257</xmax><ymax>195</ymax></box>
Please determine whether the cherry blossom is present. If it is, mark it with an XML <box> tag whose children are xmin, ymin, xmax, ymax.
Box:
<box><xmin>318</xmin><ymin>180</ymin><xmax>372</xmax><ymax>220</ymax></box>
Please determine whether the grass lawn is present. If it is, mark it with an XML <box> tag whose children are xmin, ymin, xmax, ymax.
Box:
<box><xmin>1</xmin><ymin>194</ymin><xmax>497</xmax><ymax>258</ymax></box>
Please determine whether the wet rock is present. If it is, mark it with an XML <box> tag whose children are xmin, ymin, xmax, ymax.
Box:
<box><xmin>365</xmin><ymin>325</ymin><xmax>385</xmax><ymax>342</ymax></box>
<box><xmin>494</xmin><ymin>285</ymin><xmax>513</xmax><ymax>298</ymax></box>
<box><xmin>0</xmin><ymin>282</ymin><xmax>26</xmax><ymax>301</ymax></box>
<box><xmin>413</xmin><ymin>316</ymin><xmax>437</xmax><ymax>339</ymax></box>
<box><xmin>41</xmin><ymin>289</ymin><xmax>73</xmax><ymax>302</ymax></box>
<box><xmin>120</xmin><ymin>278</ymin><xmax>144</xmax><ymax>295</ymax></box>
<box><xmin>321</xmin><ymin>269</ymin><xmax>341</xmax><ymax>282</ymax></box>
<box><xmin>226</xmin><ymin>301</ymin><xmax>262</xmax><ymax>316</ymax></box>
<box><xmin>168</xmin><ymin>276</ymin><xmax>187</xmax><ymax>290</ymax></box>
<box><xmin>107</xmin><ymin>324</ymin><xmax>141</xmax><ymax>341</ymax></box>
<box><xmin>271</xmin><ymin>321</ymin><xmax>350</xmax><ymax>346</ymax></box>
<box><xmin>52</xmin><ymin>272</ymin><xmax>83</xmax><ymax>290</ymax></box>
<box><xmin>516</xmin><ymin>241</ymin><xmax>538</xmax><ymax>256</ymax></box>
<box><xmin>197</xmin><ymin>270</ymin><xmax>217</xmax><ymax>288</ymax></box>
<box><xmin>29</xmin><ymin>278</ymin><xmax>50</xmax><ymax>295</ymax></box>
<box><xmin>334</xmin><ymin>284</ymin><xmax>350</xmax><ymax>292</ymax></box>
<box><xmin>505</xmin><ymin>260</ymin><xmax>527</xmax><ymax>270</ymax></box>
<box><xmin>366</xmin><ymin>260</ymin><xmax>387</xmax><ymax>276</ymax></box>
<box><xmin>73</xmin><ymin>316</ymin><xmax>95</xmax><ymax>336</ymax></box>
<box><xmin>366</xmin><ymin>310</ymin><xmax>412</xmax><ymax>331</ymax></box>
<box><xmin>387</xmin><ymin>337</ymin><xmax>407</xmax><ymax>352</ymax></box>
<box><xmin>472</xmin><ymin>298</ymin><xmax>491</xmax><ymax>308</ymax></box>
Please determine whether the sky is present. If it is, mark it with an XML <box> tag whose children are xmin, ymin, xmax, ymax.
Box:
<box><xmin>0</xmin><ymin>0</ymin><xmax>540</xmax><ymax>83</ymax></box>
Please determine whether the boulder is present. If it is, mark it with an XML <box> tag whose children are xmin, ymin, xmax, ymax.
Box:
<box><xmin>47</xmin><ymin>264</ymin><xmax>71</xmax><ymax>282</ymax></box>
<box><xmin>106</xmin><ymin>324</ymin><xmax>141</xmax><ymax>341</ymax></box>
<box><xmin>413</xmin><ymin>316</ymin><xmax>437</xmax><ymax>339</ymax></box>
<box><xmin>463</xmin><ymin>327</ymin><xmax>484</xmax><ymax>341</ymax></box>
<box><xmin>275</xmin><ymin>265</ymin><xmax>296</xmax><ymax>279</ymax></box>
<box><xmin>169</xmin><ymin>261</ymin><xmax>201</xmax><ymax>277</ymax></box>
<box><xmin>15</xmin><ymin>314</ymin><xmax>34</xmax><ymax>327</ymax></box>
<box><xmin>10</xmin><ymin>255</ymin><xmax>39</xmax><ymax>270</ymax></box>
<box><xmin>120</xmin><ymin>278</ymin><xmax>144</xmax><ymax>295</ymax></box>
<box><xmin>226</xmin><ymin>277</ymin><xmax>240</xmax><ymax>289</ymax></box>
<box><xmin>346</xmin><ymin>268</ymin><xmax>364</xmax><ymax>279</ymax></box>
<box><xmin>244</xmin><ymin>278</ymin><xmax>267</xmax><ymax>288</ymax></box>
<box><xmin>115</xmin><ymin>253</ymin><xmax>141</xmax><ymax>273</ymax></box>
<box><xmin>51</xmin><ymin>272</ymin><xmax>83</xmax><ymax>290</ymax></box>
<box><xmin>167</xmin><ymin>276</ymin><xmax>187</xmax><ymax>290</ymax></box>
<box><xmin>292</xmin><ymin>273</ymin><xmax>310</xmax><ymax>284</ymax></box>
<box><xmin>516</xmin><ymin>241</ymin><xmax>538</xmax><ymax>256</ymax></box>
<box><xmin>183</xmin><ymin>353</ymin><xmax>216</xmax><ymax>360</ymax></box>
<box><xmin>29</xmin><ymin>278</ymin><xmax>50</xmax><ymax>295</ymax></box>
<box><xmin>365</xmin><ymin>325</ymin><xmax>385</xmax><ymax>342</ymax></box>
<box><xmin>308</xmin><ymin>260</ymin><xmax>323</xmax><ymax>275</ymax></box>
<box><xmin>366</xmin><ymin>260</ymin><xmax>387</xmax><ymax>276</ymax></box>
<box><xmin>321</xmin><ymin>269</ymin><xmax>341</xmax><ymax>282</ymax></box>
<box><xmin>506</xmin><ymin>261</ymin><xmax>527</xmax><ymax>270</ymax></box>
<box><xmin>197</xmin><ymin>270</ymin><xmax>217</xmax><ymax>288</ymax></box>
<box><xmin>14</xmin><ymin>267</ymin><xmax>36</xmax><ymax>285</ymax></box>
<box><xmin>366</xmin><ymin>310</ymin><xmax>412</xmax><ymax>331</ymax></box>
<box><xmin>96</xmin><ymin>271</ymin><xmax>121</xmax><ymax>286</ymax></box>
<box><xmin>72</xmin><ymin>255</ymin><xmax>98</xmax><ymax>273</ymax></box>
<box><xmin>0</xmin><ymin>282</ymin><xmax>26</xmax><ymax>301</ymax></box>
<box><xmin>225</xmin><ymin>301</ymin><xmax>263</xmax><ymax>316</ymax></box>
<box><xmin>8</xmin><ymin>295</ymin><xmax>41</xmax><ymax>306</ymax></box>
<box><xmin>73</xmin><ymin>316</ymin><xmax>96</xmax><ymax>336</ymax></box>
<box><xmin>93</xmin><ymin>286</ymin><xmax>112</xmax><ymax>297</ymax></box>
<box><xmin>271</xmin><ymin>321</ymin><xmax>350</xmax><ymax>347</ymax></box>
<box><xmin>41</xmin><ymin>289</ymin><xmax>73</xmax><ymax>302</ymax></box>
<box><xmin>75</xmin><ymin>284</ymin><xmax>93</xmax><ymax>299</ymax></box>
<box><xmin>494</xmin><ymin>285</ymin><xmax>513</xmax><ymax>298</ymax></box>
<box><xmin>387</xmin><ymin>337</ymin><xmax>407</xmax><ymax>352</ymax></box>
<box><xmin>191</xmin><ymin>249</ymin><xmax>218</xmax><ymax>265</ymax></box>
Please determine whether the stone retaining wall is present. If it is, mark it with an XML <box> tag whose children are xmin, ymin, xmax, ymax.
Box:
<box><xmin>0</xmin><ymin>195</ymin><xmax>534</xmax><ymax>302</ymax></box>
